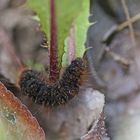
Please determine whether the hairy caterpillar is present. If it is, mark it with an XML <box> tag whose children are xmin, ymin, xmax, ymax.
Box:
<box><xmin>19</xmin><ymin>58</ymin><xmax>87</xmax><ymax>107</ymax></box>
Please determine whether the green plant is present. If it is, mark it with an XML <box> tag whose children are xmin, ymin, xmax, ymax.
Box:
<box><xmin>0</xmin><ymin>1</ymin><xmax>91</xmax><ymax>139</ymax></box>
<box><xmin>26</xmin><ymin>0</ymin><xmax>90</xmax><ymax>82</ymax></box>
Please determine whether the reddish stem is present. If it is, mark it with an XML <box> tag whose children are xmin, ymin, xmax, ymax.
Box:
<box><xmin>49</xmin><ymin>0</ymin><xmax>59</xmax><ymax>82</ymax></box>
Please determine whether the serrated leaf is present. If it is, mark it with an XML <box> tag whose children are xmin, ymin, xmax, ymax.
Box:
<box><xmin>75</xmin><ymin>1</ymin><xmax>90</xmax><ymax>58</ymax></box>
<box><xmin>26</xmin><ymin>0</ymin><xmax>89</xmax><ymax>67</ymax></box>
<box><xmin>62</xmin><ymin>1</ymin><xmax>90</xmax><ymax>66</ymax></box>
<box><xmin>55</xmin><ymin>0</ymin><xmax>88</xmax><ymax>65</ymax></box>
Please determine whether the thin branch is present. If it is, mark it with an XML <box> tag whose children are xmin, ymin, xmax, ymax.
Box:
<box><xmin>102</xmin><ymin>13</ymin><xmax>140</xmax><ymax>44</ymax></box>
<box><xmin>105</xmin><ymin>47</ymin><xmax>131</xmax><ymax>66</ymax></box>
<box><xmin>118</xmin><ymin>13</ymin><xmax>140</xmax><ymax>31</ymax></box>
<box><xmin>121</xmin><ymin>0</ymin><xmax>140</xmax><ymax>87</ymax></box>
<box><xmin>121</xmin><ymin>0</ymin><xmax>136</xmax><ymax>46</ymax></box>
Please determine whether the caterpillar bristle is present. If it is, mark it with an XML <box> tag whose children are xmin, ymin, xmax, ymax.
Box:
<box><xmin>19</xmin><ymin>58</ymin><xmax>88</xmax><ymax>107</ymax></box>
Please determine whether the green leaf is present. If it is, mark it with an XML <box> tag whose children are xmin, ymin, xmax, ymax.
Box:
<box><xmin>75</xmin><ymin>1</ymin><xmax>90</xmax><ymax>58</ymax></box>
<box><xmin>26</xmin><ymin>0</ymin><xmax>90</xmax><ymax>67</ymax></box>
<box><xmin>26</xmin><ymin>0</ymin><xmax>50</xmax><ymax>43</ymax></box>
<box><xmin>55</xmin><ymin>0</ymin><xmax>89</xmax><ymax>66</ymax></box>
<box><xmin>62</xmin><ymin>1</ymin><xmax>90</xmax><ymax>65</ymax></box>
<box><xmin>25</xmin><ymin>59</ymin><xmax>45</xmax><ymax>71</ymax></box>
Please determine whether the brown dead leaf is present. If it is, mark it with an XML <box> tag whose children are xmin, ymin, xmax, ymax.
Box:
<box><xmin>0</xmin><ymin>82</ymin><xmax>45</xmax><ymax>140</ymax></box>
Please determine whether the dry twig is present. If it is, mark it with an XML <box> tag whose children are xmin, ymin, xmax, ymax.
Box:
<box><xmin>121</xmin><ymin>0</ymin><xmax>136</xmax><ymax>46</ymax></box>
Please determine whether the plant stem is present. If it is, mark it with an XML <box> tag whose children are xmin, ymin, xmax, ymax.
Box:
<box><xmin>49</xmin><ymin>0</ymin><xmax>59</xmax><ymax>82</ymax></box>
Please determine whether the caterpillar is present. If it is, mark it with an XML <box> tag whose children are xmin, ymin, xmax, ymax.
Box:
<box><xmin>19</xmin><ymin>58</ymin><xmax>87</xmax><ymax>107</ymax></box>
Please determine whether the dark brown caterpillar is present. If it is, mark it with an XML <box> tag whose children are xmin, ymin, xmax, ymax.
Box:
<box><xmin>19</xmin><ymin>58</ymin><xmax>87</xmax><ymax>107</ymax></box>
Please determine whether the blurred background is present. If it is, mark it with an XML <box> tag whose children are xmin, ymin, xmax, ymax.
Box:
<box><xmin>1</xmin><ymin>0</ymin><xmax>140</xmax><ymax>139</ymax></box>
